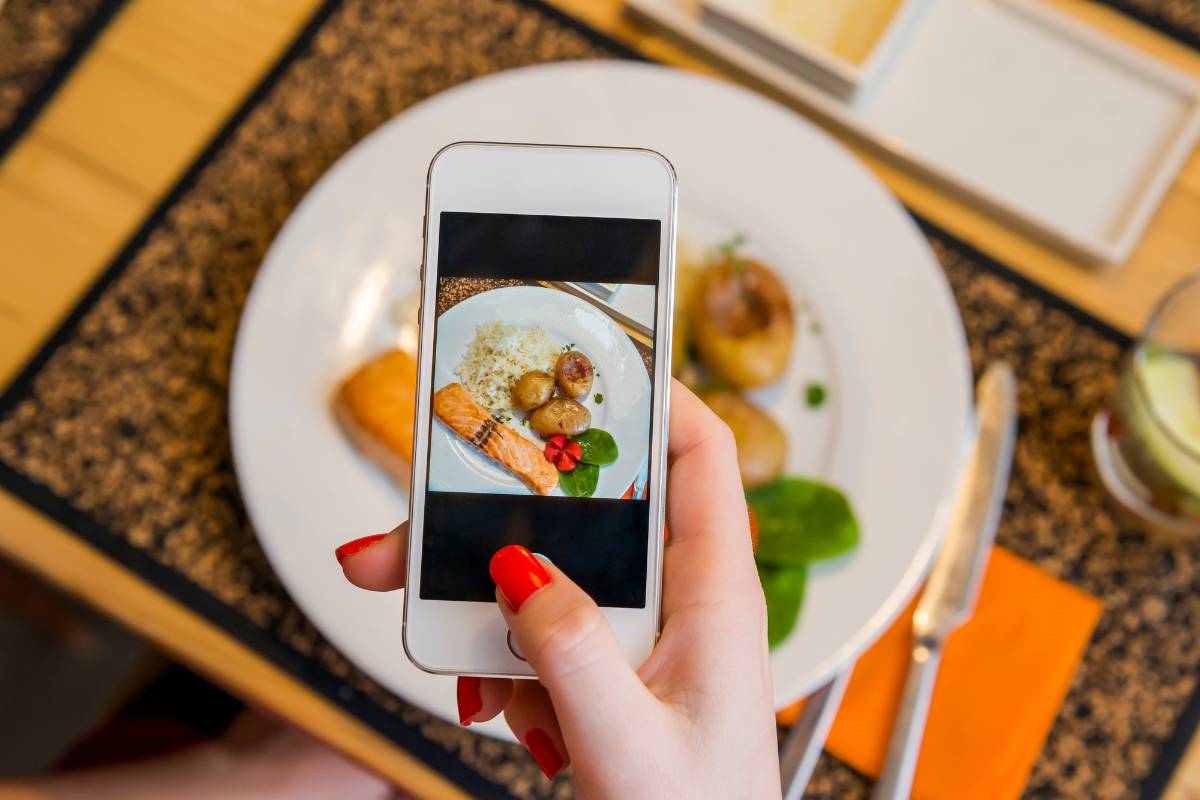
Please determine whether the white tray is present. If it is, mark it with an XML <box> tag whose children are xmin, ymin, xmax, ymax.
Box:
<box><xmin>627</xmin><ymin>0</ymin><xmax>1200</xmax><ymax>264</ymax></box>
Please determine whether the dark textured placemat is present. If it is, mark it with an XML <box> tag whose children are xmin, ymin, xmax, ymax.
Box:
<box><xmin>1100</xmin><ymin>0</ymin><xmax>1200</xmax><ymax>52</ymax></box>
<box><xmin>0</xmin><ymin>0</ymin><xmax>123</xmax><ymax>160</ymax></box>
<box><xmin>1</xmin><ymin>0</ymin><xmax>1199</xmax><ymax>798</ymax></box>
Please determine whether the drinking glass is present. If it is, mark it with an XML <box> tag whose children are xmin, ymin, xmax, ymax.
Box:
<box><xmin>1093</xmin><ymin>273</ymin><xmax>1200</xmax><ymax>537</ymax></box>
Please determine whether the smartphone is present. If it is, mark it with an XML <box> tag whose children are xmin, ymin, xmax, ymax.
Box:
<box><xmin>403</xmin><ymin>142</ymin><xmax>677</xmax><ymax>677</ymax></box>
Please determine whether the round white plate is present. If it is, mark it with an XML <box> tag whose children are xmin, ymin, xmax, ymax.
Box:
<box><xmin>429</xmin><ymin>286</ymin><xmax>650</xmax><ymax>499</ymax></box>
<box><xmin>230</xmin><ymin>61</ymin><xmax>971</xmax><ymax>740</ymax></box>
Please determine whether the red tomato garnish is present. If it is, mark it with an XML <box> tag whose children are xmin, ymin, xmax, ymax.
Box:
<box><xmin>544</xmin><ymin>434</ymin><xmax>568</xmax><ymax>463</ymax></box>
<box><xmin>748</xmin><ymin>506</ymin><xmax>760</xmax><ymax>552</ymax></box>
<box><xmin>545</xmin><ymin>434</ymin><xmax>581</xmax><ymax>471</ymax></box>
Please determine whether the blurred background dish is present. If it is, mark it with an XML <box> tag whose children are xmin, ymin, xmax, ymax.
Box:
<box><xmin>629</xmin><ymin>0</ymin><xmax>1200</xmax><ymax>264</ymax></box>
<box><xmin>700</xmin><ymin>0</ymin><xmax>930</xmax><ymax>97</ymax></box>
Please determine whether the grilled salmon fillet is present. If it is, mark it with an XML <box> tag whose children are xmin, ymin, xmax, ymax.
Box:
<box><xmin>332</xmin><ymin>349</ymin><xmax>418</xmax><ymax>487</ymax></box>
<box><xmin>433</xmin><ymin>382</ymin><xmax>559</xmax><ymax>496</ymax></box>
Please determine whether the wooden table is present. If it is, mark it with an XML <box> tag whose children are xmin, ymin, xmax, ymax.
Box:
<box><xmin>0</xmin><ymin>0</ymin><xmax>1198</xmax><ymax>797</ymax></box>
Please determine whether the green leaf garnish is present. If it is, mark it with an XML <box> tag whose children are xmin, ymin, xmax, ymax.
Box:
<box><xmin>560</xmin><ymin>462</ymin><xmax>599</xmax><ymax>497</ymax></box>
<box><xmin>594</xmin><ymin>393</ymin><xmax>604</xmax><ymax>405</ymax></box>
<box><xmin>749</xmin><ymin>478</ymin><xmax>858</xmax><ymax>567</ymax></box>
<box><xmin>571</xmin><ymin>429</ymin><xmax>617</xmax><ymax>465</ymax></box>
<box><xmin>757</xmin><ymin>562</ymin><xmax>807</xmax><ymax>648</ymax></box>
<box><xmin>805</xmin><ymin>383</ymin><xmax>827</xmax><ymax>409</ymax></box>
<box><xmin>717</xmin><ymin>232</ymin><xmax>747</xmax><ymax>256</ymax></box>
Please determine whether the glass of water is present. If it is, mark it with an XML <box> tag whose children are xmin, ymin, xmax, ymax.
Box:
<box><xmin>1094</xmin><ymin>273</ymin><xmax>1200</xmax><ymax>538</ymax></box>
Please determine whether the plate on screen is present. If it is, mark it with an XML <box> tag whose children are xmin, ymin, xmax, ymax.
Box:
<box><xmin>429</xmin><ymin>286</ymin><xmax>650</xmax><ymax>500</ymax></box>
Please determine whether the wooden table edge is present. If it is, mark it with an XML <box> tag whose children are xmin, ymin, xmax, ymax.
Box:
<box><xmin>0</xmin><ymin>489</ymin><xmax>471</xmax><ymax>800</ymax></box>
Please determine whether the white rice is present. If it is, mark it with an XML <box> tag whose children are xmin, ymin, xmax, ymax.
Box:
<box><xmin>455</xmin><ymin>322</ymin><xmax>558</xmax><ymax>421</ymax></box>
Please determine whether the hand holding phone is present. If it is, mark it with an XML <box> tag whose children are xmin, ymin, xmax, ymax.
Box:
<box><xmin>338</xmin><ymin>383</ymin><xmax>780</xmax><ymax>791</ymax></box>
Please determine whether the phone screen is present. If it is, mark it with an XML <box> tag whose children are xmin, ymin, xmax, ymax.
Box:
<box><xmin>420</xmin><ymin>212</ymin><xmax>661</xmax><ymax>608</ymax></box>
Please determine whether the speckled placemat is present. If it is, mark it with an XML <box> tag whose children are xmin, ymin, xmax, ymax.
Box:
<box><xmin>0</xmin><ymin>0</ymin><xmax>123</xmax><ymax>159</ymax></box>
<box><xmin>1102</xmin><ymin>0</ymin><xmax>1200</xmax><ymax>52</ymax></box>
<box><xmin>1</xmin><ymin>1</ymin><xmax>1198</xmax><ymax>798</ymax></box>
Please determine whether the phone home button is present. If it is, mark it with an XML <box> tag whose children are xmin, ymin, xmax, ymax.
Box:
<box><xmin>507</xmin><ymin>631</ymin><xmax>527</xmax><ymax>662</ymax></box>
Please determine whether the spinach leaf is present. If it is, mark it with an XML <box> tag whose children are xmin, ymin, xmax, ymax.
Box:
<box><xmin>560</xmin><ymin>462</ymin><xmax>599</xmax><ymax>497</ymax></box>
<box><xmin>757</xmin><ymin>563</ymin><xmax>807</xmax><ymax>649</ymax></box>
<box><xmin>748</xmin><ymin>478</ymin><xmax>859</xmax><ymax>567</ymax></box>
<box><xmin>571</xmin><ymin>429</ymin><xmax>618</xmax><ymax>465</ymax></box>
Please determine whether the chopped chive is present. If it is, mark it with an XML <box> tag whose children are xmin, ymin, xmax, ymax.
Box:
<box><xmin>805</xmin><ymin>383</ymin><xmax>827</xmax><ymax>409</ymax></box>
<box><xmin>717</xmin><ymin>233</ymin><xmax>746</xmax><ymax>256</ymax></box>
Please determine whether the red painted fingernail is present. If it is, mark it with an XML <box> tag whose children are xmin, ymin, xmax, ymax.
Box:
<box><xmin>525</xmin><ymin>728</ymin><xmax>564</xmax><ymax>780</ymax></box>
<box><xmin>489</xmin><ymin>545</ymin><xmax>551</xmax><ymax>611</ymax></box>
<box><xmin>457</xmin><ymin>677</ymin><xmax>482</xmax><ymax>726</ymax></box>
<box><xmin>334</xmin><ymin>533</ymin><xmax>387</xmax><ymax>565</ymax></box>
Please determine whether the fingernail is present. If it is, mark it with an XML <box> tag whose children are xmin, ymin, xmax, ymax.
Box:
<box><xmin>457</xmin><ymin>677</ymin><xmax>482</xmax><ymax>726</ymax></box>
<box><xmin>525</xmin><ymin>728</ymin><xmax>564</xmax><ymax>780</ymax></box>
<box><xmin>334</xmin><ymin>533</ymin><xmax>387</xmax><ymax>565</ymax></box>
<box><xmin>489</xmin><ymin>544</ymin><xmax>552</xmax><ymax>612</ymax></box>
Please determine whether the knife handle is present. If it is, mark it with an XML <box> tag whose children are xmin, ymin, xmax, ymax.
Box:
<box><xmin>872</xmin><ymin>642</ymin><xmax>942</xmax><ymax>800</ymax></box>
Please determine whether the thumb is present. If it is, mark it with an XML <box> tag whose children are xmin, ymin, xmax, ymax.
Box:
<box><xmin>489</xmin><ymin>545</ymin><xmax>659</xmax><ymax>747</ymax></box>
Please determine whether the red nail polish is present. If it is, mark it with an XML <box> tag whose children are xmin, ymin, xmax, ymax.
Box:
<box><xmin>489</xmin><ymin>545</ymin><xmax>551</xmax><ymax>611</ymax></box>
<box><xmin>334</xmin><ymin>533</ymin><xmax>387</xmax><ymax>565</ymax></box>
<box><xmin>525</xmin><ymin>728</ymin><xmax>564</xmax><ymax>780</ymax></box>
<box><xmin>457</xmin><ymin>677</ymin><xmax>482</xmax><ymax>726</ymax></box>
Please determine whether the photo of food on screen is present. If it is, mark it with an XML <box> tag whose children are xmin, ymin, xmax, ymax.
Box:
<box><xmin>427</xmin><ymin>277</ymin><xmax>654</xmax><ymax>501</ymax></box>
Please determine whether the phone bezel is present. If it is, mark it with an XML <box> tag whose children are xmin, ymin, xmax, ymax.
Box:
<box><xmin>402</xmin><ymin>142</ymin><xmax>677</xmax><ymax>677</ymax></box>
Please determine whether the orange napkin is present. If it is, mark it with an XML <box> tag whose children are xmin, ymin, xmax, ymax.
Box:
<box><xmin>777</xmin><ymin>547</ymin><xmax>1102</xmax><ymax>800</ymax></box>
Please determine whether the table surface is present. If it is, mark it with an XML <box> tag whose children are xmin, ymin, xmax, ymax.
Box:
<box><xmin>0</xmin><ymin>0</ymin><xmax>1198</xmax><ymax>797</ymax></box>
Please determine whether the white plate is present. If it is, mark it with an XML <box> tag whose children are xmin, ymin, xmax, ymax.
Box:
<box><xmin>429</xmin><ymin>286</ymin><xmax>650</xmax><ymax>499</ymax></box>
<box><xmin>230</xmin><ymin>61</ymin><xmax>971</xmax><ymax>740</ymax></box>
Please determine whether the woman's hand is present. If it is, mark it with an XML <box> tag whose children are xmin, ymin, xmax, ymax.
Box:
<box><xmin>337</xmin><ymin>381</ymin><xmax>780</xmax><ymax>797</ymax></box>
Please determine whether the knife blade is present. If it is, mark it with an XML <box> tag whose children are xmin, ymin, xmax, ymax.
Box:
<box><xmin>872</xmin><ymin>361</ymin><xmax>1018</xmax><ymax>800</ymax></box>
<box><xmin>914</xmin><ymin>361</ymin><xmax>1018</xmax><ymax>643</ymax></box>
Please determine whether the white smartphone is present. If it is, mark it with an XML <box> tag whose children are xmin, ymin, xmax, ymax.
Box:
<box><xmin>403</xmin><ymin>142</ymin><xmax>677</xmax><ymax>677</ymax></box>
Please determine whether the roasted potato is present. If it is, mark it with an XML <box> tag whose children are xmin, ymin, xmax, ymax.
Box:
<box><xmin>555</xmin><ymin>351</ymin><xmax>594</xmax><ymax>399</ymax></box>
<box><xmin>530</xmin><ymin>397</ymin><xmax>591</xmax><ymax>437</ymax></box>
<box><xmin>511</xmin><ymin>370</ymin><xmax>555</xmax><ymax>411</ymax></box>
<box><xmin>702</xmin><ymin>391</ymin><xmax>786</xmax><ymax>489</ymax></box>
<box><xmin>694</xmin><ymin>257</ymin><xmax>794</xmax><ymax>388</ymax></box>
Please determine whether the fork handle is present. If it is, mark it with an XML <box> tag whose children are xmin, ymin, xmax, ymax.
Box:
<box><xmin>872</xmin><ymin>642</ymin><xmax>942</xmax><ymax>800</ymax></box>
<box><xmin>779</xmin><ymin>668</ymin><xmax>851</xmax><ymax>800</ymax></box>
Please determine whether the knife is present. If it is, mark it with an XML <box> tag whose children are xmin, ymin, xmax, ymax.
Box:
<box><xmin>871</xmin><ymin>362</ymin><xmax>1018</xmax><ymax>800</ymax></box>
